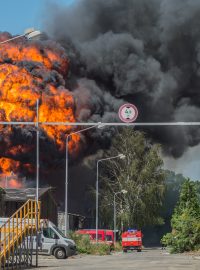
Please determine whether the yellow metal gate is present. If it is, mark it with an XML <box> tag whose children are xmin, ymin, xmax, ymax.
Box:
<box><xmin>0</xmin><ymin>200</ymin><xmax>40</xmax><ymax>269</ymax></box>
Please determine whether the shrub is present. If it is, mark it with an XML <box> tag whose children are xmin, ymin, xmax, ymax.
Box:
<box><xmin>68</xmin><ymin>231</ymin><xmax>111</xmax><ymax>255</ymax></box>
<box><xmin>113</xmin><ymin>242</ymin><xmax>122</xmax><ymax>252</ymax></box>
<box><xmin>91</xmin><ymin>243</ymin><xmax>111</xmax><ymax>255</ymax></box>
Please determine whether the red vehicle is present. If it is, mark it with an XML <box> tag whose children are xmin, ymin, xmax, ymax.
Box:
<box><xmin>105</xmin><ymin>230</ymin><xmax>114</xmax><ymax>245</ymax></box>
<box><xmin>77</xmin><ymin>229</ymin><xmax>114</xmax><ymax>247</ymax></box>
<box><xmin>122</xmin><ymin>229</ymin><xmax>143</xmax><ymax>252</ymax></box>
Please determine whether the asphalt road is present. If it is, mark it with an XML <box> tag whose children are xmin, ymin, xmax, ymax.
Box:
<box><xmin>31</xmin><ymin>249</ymin><xmax>200</xmax><ymax>270</ymax></box>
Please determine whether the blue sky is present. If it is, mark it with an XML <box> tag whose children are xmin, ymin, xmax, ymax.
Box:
<box><xmin>0</xmin><ymin>0</ymin><xmax>74</xmax><ymax>34</ymax></box>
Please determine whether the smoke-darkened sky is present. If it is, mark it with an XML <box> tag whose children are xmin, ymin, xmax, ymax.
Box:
<box><xmin>43</xmin><ymin>0</ymin><xmax>200</xmax><ymax>157</ymax></box>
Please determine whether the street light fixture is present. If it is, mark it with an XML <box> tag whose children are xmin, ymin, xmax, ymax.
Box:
<box><xmin>25</xmin><ymin>29</ymin><xmax>42</xmax><ymax>40</ymax></box>
<box><xmin>65</xmin><ymin>122</ymin><xmax>105</xmax><ymax>235</ymax></box>
<box><xmin>114</xmin><ymin>189</ymin><xmax>127</xmax><ymax>245</ymax></box>
<box><xmin>96</xmin><ymin>153</ymin><xmax>125</xmax><ymax>242</ymax></box>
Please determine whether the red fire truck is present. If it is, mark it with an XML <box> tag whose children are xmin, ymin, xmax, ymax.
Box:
<box><xmin>122</xmin><ymin>229</ymin><xmax>143</xmax><ymax>252</ymax></box>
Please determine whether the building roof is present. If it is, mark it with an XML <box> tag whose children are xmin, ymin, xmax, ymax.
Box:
<box><xmin>4</xmin><ymin>187</ymin><xmax>52</xmax><ymax>202</ymax></box>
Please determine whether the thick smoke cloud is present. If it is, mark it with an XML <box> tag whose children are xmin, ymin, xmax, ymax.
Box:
<box><xmin>44</xmin><ymin>0</ymin><xmax>200</xmax><ymax>157</ymax></box>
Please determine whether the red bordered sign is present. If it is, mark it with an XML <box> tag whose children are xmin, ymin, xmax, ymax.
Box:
<box><xmin>118</xmin><ymin>103</ymin><xmax>138</xmax><ymax>123</ymax></box>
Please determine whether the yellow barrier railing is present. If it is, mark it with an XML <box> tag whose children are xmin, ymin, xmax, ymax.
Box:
<box><xmin>0</xmin><ymin>200</ymin><xmax>40</xmax><ymax>268</ymax></box>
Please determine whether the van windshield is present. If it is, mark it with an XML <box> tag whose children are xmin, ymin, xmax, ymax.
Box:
<box><xmin>53</xmin><ymin>225</ymin><xmax>67</xmax><ymax>238</ymax></box>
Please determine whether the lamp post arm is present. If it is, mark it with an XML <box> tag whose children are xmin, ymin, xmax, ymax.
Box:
<box><xmin>67</xmin><ymin>125</ymin><xmax>98</xmax><ymax>139</ymax></box>
<box><xmin>98</xmin><ymin>155</ymin><xmax>122</xmax><ymax>163</ymax></box>
<box><xmin>114</xmin><ymin>191</ymin><xmax>124</xmax><ymax>196</ymax></box>
<box><xmin>0</xmin><ymin>34</ymin><xmax>25</xmax><ymax>44</ymax></box>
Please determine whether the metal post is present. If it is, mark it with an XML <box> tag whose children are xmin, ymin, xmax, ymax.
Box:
<box><xmin>114</xmin><ymin>194</ymin><xmax>116</xmax><ymax>245</ymax></box>
<box><xmin>96</xmin><ymin>161</ymin><xmax>99</xmax><ymax>243</ymax></box>
<box><xmin>36</xmin><ymin>99</ymin><xmax>39</xmax><ymax>267</ymax></box>
<box><xmin>65</xmin><ymin>136</ymin><xmax>69</xmax><ymax>235</ymax></box>
<box><xmin>36</xmin><ymin>99</ymin><xmax>39</xmax><ymax>205</ymax></box>
<box><xmin>5</xmin><ymin>176</ymin><xmax>8</xmax><ymax>188</ymax></box>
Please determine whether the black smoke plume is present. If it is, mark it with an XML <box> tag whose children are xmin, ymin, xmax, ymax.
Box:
<box><xmin>44</xmin><ymin>0</ymin><xmax>200</xmax><ymax>158</ymax></box>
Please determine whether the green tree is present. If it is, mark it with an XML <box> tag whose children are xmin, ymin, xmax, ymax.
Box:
<box><xmin>141</xmin><ymin>171</ymin><xmax>187</xmax><ymax>246</ymax></box>
<box><xmin>161</xmin><ymin>171</ymin><xmax>187</xmax><ymax>228</ymax></box>
<box><xmin>99</xmin><ymin>128</ymin><xmax>165</xmax><ymax>229</ymax></box>
<box><xmin>162</xmin><ymin>179</ymin><xmax>200</xmax><ymax>253</ymax></box>
<box><xmin>195</xmin><ymin>181</ymin><xmax>200</xmax><ymax>201</ymax></box>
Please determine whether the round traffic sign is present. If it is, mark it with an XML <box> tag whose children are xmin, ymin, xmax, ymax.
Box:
<box><xmin>118</xmin><ymin>103</ymin><xmax>138</xmax><ymax>123</ymax></box>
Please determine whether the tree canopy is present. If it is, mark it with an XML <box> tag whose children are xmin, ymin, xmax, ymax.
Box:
<box><xmin>99</xmin><ymin>128</ymin><xmax>165</xmax><ymax>229</ymax></box>
<box><xmin>162</xmin><ymin>179</ymin><xmax>200</xmax><ymax>253</ymax></box>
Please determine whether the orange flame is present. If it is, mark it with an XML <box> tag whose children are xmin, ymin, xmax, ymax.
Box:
<box><xmin>8</xmin><ymin>179</ymin><xmax>23</xmax><ymax>188</ymax></box>
<box><xmin>0</xmin><ymin>33</ymin><xmax>80</xmax><ymax>184</ymax></box>
<box><xmin>0</xmin><ymin>158</ymin><xmax>24</xmax><ymax>188</ymax></box>
<box><xmin>0</xmin><ymin>158</ymin><xmax>20</xmax><ymax>173</ymax></box>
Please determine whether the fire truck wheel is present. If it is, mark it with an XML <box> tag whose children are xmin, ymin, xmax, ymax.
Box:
<box><xmin>137</xmin><ymin>249</ymin><xmax>142</xmax><ymax>252</ymax></box>
<box><xmin>123</xmin><ymin>249</ymin><xmax>127</xmax><ymax>253</ymax></box>
<box><xmin>54</xmin><ymin>247</ymin><xmax>67</xmax><ymax>259</ymax></box>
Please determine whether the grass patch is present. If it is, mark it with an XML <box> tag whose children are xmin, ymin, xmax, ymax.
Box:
<box><xmin>68</xmin><ymin>231</ymin><xmax>111</xmax><ymax>255</ymax></box>
<box><xmin>113</xmin><ymin>242</ymin><xmax>122</xmax><ymax>252</ymax></box>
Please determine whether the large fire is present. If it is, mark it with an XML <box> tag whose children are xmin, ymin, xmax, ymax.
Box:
<box><xmin>0</xmin><ymin>32</ymin><xmax>80</xmax><ymax>187</ymax></box>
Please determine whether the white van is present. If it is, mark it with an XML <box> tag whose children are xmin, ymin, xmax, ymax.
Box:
<box><xmin>37</xmin><ymin>220</ymin><xmax>76</xmax><ymax>259</ymax></box>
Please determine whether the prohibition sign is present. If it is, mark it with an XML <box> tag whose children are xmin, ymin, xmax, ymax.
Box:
<box><xmin>118</xmin><ymin>103</ymin><xmax>138</xmax><ymax>123</ymax></box>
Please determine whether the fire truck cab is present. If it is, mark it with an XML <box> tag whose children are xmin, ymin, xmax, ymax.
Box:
<box><xmin>122</xmin><ymin>229</ymin><xmax>143</xmax><ymax>252</ymax></box>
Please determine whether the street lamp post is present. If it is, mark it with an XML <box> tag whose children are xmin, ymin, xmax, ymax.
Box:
<box><xmin>65</xmin><ymin>123</ymin><xmax>104</xmax><ymax>235</ymax></box>
<box><xmin>35</xmin><ymin>99</ymin><xmax>40</xmax><ymax>267</ymax></box>
<box><xmin>114</xmin><ymin>189</ymin><xmax>127</xmax><ymax>245</ymax></box>
<box><xmin>96</xmin><ymin>154</ymin><xmax>125</xmax><ymax>243</ymax></box>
